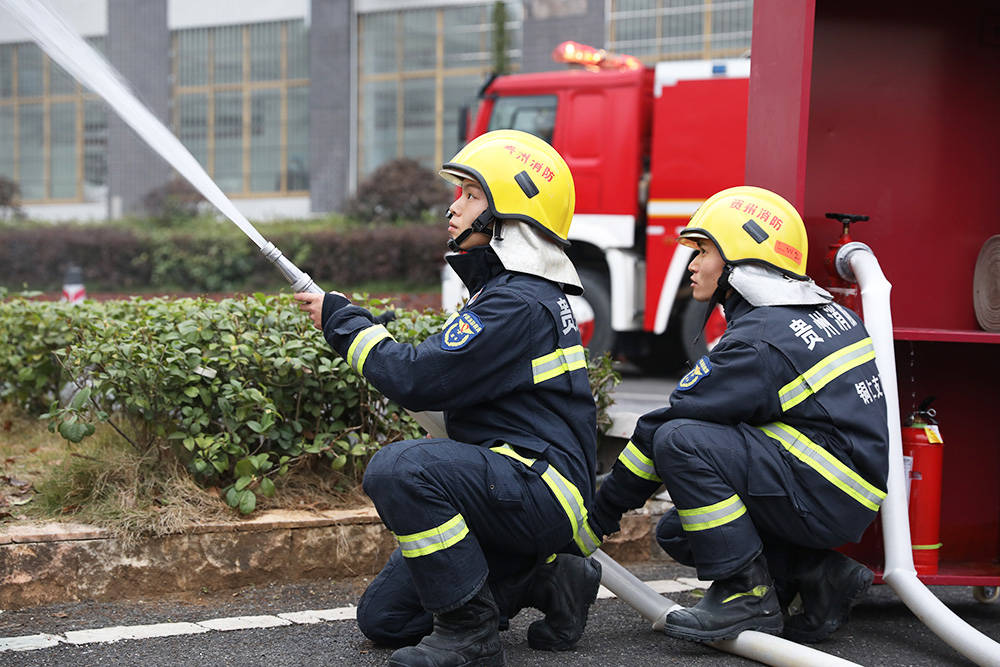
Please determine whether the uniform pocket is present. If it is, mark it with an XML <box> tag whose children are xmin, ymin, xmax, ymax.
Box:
<box><xmin>747</xmin><ymin>469</ymin><xmax>811</xmax><ymax>517</ymax></box>
<box><xmin>744</xmin><ymin>427</ymin><xmax>810</xmax><ymax>517</ymax></box>
<box><xmin>485</xmin><ymin>454</ymin><xmax>525</xmax><ymax>510</ymax></box>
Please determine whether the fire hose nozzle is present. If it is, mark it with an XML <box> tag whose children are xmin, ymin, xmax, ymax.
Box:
<box><xmin>259</xmin><ymin>241</ymin><xmax>324</xmax><ymax>294</ymax></box>
<box><xmin>833</xmin><ymin>241</ymin><xmax>873</xmax><ymax>283</ymax></box>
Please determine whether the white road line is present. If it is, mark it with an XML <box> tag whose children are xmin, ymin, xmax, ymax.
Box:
<box><xmin>63</xmin><ymin>623</ymin><xmax>210</xmax><ymax>645</ymax></box>
<box><xmin>198</xmin><ymin>615</ymin><xmax>292</xmax><ymax>631</ymax></box>
<box><xmin>646</xmin><ymin>579</ymin><xmax>698</xmax><ymax>595</ymax></box>
<box><xmin>0</xmin><ymin>634</ymin><xmax>61</xmax><ymax>652</ymax></box>
<box><xmin>278</xmin><ymin>607</ymin><xmax>357</xmax><ymax>624</ymax></box>
<box><xmin>677</xmin><ymin>577</ymin><xmax>707</xmax><ymax>589</ymax></box>
<box><xmin>0</xmin><ymin>579</ymin><xmax>696</xmax><ymax>652</ymax></box>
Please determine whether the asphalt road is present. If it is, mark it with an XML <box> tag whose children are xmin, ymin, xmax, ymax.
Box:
<box><xmin>3</xmin><ymin>559</ymin><xmax>999</xmax><ymax>666</ymax></box>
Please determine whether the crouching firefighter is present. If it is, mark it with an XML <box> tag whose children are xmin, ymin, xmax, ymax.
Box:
<box><xmin>577</xmin><ymin>186</ymin><xmax>889</xmax><ymax>644</ymax></box>
<box><xmin>295</xmin><ymin>129</ymin><xmax>603</xmax><ymax>666</ymax></box>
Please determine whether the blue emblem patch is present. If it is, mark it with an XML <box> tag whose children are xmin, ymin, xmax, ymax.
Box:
<box><xmin>677</xmin><ymin>356</ymin><xmax>712</xmax><ymax>390</ymax></box>
<box><xmin>441</xmin><ymin>312</ymin><xmax>484</xmax><ymax>351</ymax></box>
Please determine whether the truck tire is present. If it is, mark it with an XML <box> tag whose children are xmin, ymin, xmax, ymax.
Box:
<box><xmin>680</xmin><ymin>298</ymin><xmax>726</xmax><ymax>366</ymax></box>
<box><xmin>577</xmin><ymin>268</ymin><xmax>614</xmax><ymax>358</ymax></box>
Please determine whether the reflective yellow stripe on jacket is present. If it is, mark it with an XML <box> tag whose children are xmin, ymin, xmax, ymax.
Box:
<box><xmin>531</xmin><ymin>345</ymin><xmax>587</xmax><ymax>384</ymax></box>
<box><xmin>617</xmin><ymin>441</ymin><xmax>661</xmax><ymax>483</ymax></box>
<box><xmin>758</xmin><ymin>422</ymin><xmax>886</xmax><ymax>512</ymax></box>
<box><xmin>346</xmin><ymin>324</ymin><xmax>393</xmax><ymax>375</ymax></box>
<box><xmin>491</xmin><ymin>444</ymin><xmax>600</xmax><ymax>556</ymax></box>
<box><xmin>778</xmin><ymin>337</ymin><xmax>876</xmax><ymax>411</ymax></box>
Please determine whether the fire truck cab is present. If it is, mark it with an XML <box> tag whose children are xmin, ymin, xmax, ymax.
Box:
<box><xmin>442</xmin><ymin>47</ymin><xmax>749</xmax><ymax>369</ymax></box>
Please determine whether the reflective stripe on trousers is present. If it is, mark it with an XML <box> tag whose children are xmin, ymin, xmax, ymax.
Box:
<box><xmin>677</xmin><ymin>493</ymin><xmax>747</xmax><ymax>532</ymax></box>
<box><xmin>395</xmin><ymin>513</ymin><xmax>470</xmax><ymax>558</ymax></box>
<box><xmin>491</xmin><ymin>444</ymin><xmax>600</xmax><ymax>556</ymax></box>
<box><xmin>758</xmin><ymin>421</ymin><xmax>886</xmax><ymax>512</ymax></box>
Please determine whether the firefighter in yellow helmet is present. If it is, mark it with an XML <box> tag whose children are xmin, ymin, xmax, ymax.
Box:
<box><xmin>577</xmin><ymin>186</ymin><xmax>889</xmax><ymax>644</ymax></box>
<box><xmin>295</xmin><ymin>130</ymin><xmax>600</xmax><ymax>666</ymax></box>
<box><xmin>439</xmin><ymin>129</ymin><xmax>583</xmax><ymax>293</ymax></box>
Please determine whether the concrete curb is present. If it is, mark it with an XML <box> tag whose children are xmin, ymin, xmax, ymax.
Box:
<box><xmin>1</xmin><ymin>503</ymin><xmax>670</xmax><ymax>610</ymax></box>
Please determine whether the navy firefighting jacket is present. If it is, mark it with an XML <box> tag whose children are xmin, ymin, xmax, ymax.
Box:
<box><xmin>319</xmin><ymin>246</ymin><xmax>597</xmax><ymax>508</ymax></box>
<box><xmin>590</xmin><ymin>292</ymin><xmax>889</xmax><ymax>541</ymax></box>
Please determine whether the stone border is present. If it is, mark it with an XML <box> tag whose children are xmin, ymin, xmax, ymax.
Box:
<box><xmin>0</xmin><ymin>503</ymin><xmax>669</xmax><ymax>610</ymax></box>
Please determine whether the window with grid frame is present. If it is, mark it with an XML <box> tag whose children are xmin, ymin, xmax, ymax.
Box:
<box><xmin>0</xmin><ymin>38</ymin><xmax>108</xmax><ymax>203</ymax></box>
<box><xmin>357</xmin><ymin>2</ymin><xmax>522</xmax><ymax>179</ymax></box>
<box><xmin>171</xmin><ymin>19</ymin><xmax>310</xmax><ymax>196</ymax></box>
<box><xmin>608</xmin><ymin>0</ymin><xmax>753</xmax><ymax>63</ymax></box>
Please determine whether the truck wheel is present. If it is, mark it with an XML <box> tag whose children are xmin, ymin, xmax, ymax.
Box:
<box><xmin>973</xmin><ymin>586</ymin><xmax>1000</xmax><ymax>603</ymax></box>
<box><xmin>576</xmin><ymin>268</ymin><xmax>614</xmax><ymax>358</ymax></box>
<box><xmin>680</xmin><ymin>298</ymin><xmax>726</xmax><ymax>365</ymax></box>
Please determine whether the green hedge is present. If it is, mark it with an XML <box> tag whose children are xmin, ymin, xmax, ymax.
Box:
<box><xmin>0</xmin><ymin>221</ymin><xmax>445</xmax><ymax>292</ymax></box>
<box><xmin>1</xmin><ymin>293</ymin><xmax>619</xmax><ymax>514</ymax></box>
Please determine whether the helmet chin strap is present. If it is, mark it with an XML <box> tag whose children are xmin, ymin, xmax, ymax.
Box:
<box><xmin>691</xmin><ymin>263</ymin><xmax>733</xmax><ymax>354</ymax></box>
<box><xmin>447</xmin><ymin>209</ymin><xmax>498</xmax><ymax>252</ymax></box>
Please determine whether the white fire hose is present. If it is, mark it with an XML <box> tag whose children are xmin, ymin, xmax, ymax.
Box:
<box><xmin>592</xmin><ymin>549</ymin><xmax>861</xmax><ymax>666</ymax></box>
<box><xmin>837</xmin><ymin>242</ymin><xmax>1000</xmax><ymax>667</ymax></box>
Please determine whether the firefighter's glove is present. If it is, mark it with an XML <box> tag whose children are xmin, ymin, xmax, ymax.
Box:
<box><xmin>320</xmin><ymin>292</ymin><xmax>351</xmax><ymax>329</ymax></box>
<box><xmin>572</xmin><ymin>515</ymin><xmax>604</xmax><ymax>557</ymax></box>
<box><xmin>375</xmin><ymin>310</ymin><xmax>397</xmax><ymax>325</ymax></box>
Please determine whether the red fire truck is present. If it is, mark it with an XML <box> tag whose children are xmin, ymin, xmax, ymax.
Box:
<box><xmin>442</xmin><ymin>43</ymin><xmax>749</xmax><ymax>369</ymax></box>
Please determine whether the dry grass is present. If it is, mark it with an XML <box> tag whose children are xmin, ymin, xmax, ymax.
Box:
<box><xmin>257</xmin><ymin>461</ymin><xmax>370</xmax><ymax>513</ymax></box>
<box><xmin>0</xmin><ymin>403</ymin><xmax>369</xmax><ymax>544</ymax></box>
<box><xmin>1</xmin><ymin>403</ymin><xmax>68</xmax><ymax>514</ymax></box>
<box><xmin>1</xmin><ymin>403</ymin><xmax>68</xmax><ymax>479</ymax></box>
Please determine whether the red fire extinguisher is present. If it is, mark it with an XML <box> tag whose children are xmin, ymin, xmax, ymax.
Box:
<box><xmin>902</xmin><ymin>396</ymin><xmax>944</xmax><ymax>576</ymax></box>
<box><xmin>823</xmin><ymin>212</ymin><xmax>869</xmax><ymax>314</ymax></box>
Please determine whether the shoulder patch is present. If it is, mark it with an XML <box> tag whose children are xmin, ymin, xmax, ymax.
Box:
<box><xmin>677</xmin><ymin>356</ymin><xmax>712</xmax><ymax>391</ymax></box>
<box><xmin>441</xmin><ymin>311</ymin><xmax>484</xmax><ymax>351</ymax></box>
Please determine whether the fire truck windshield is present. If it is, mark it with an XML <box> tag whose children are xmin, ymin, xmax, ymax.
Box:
<box><xmin>487</xmin><ymin>95</ymin><xmax>557</xmax><ymax>143</ymax></box>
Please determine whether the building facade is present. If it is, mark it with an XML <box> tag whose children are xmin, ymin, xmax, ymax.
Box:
<box><xmin>0</xmin><ymin>0</ymin><xmax>751</xmax><ymax>221</ymax></box>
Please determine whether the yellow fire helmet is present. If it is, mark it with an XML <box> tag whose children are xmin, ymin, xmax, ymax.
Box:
<box><xmin>678</xmin><ymin>185</ymin><xmax>809</xmax><ymax>279</ymax></box>
<box><xmin>440</xmin><ymin>129</ymin><xmax>575</xmax><ymax>246</ymax></box>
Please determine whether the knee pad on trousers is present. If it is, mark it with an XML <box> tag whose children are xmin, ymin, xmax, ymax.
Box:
<box><xmin>655</xmin><ymin>509</ymin><xmax>695</xmax><ymax>567</ymax></box>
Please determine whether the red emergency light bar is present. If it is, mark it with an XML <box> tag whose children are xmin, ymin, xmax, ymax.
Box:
<box><xmin>552</xmin><ymin>40</ymin><xmax>642</xmax><ymax>72</ymax></box>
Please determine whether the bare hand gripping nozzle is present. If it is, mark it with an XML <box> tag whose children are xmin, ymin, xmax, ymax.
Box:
<box><xmin>259</xmin><ymin>242</ymin><xmax>324</xmax><ymax>295</ymax></box>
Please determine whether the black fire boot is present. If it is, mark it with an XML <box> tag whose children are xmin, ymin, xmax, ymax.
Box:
<box><xmin>663</xmin><ymin>553</ymin><xmax>783</xmax><ymax>642</ymax></box>
<box><xmin>782</xmin><ymin>550</ymin><xmax>873</xmax><ymax>643</ymax></box>
<box><xmin>387</xmin><ymin>583</ymin><xmax>504</xmax><ymax>667</ymax></box>
<box><xmin>490</xmin><ymin>568</ymin><xmax>537</xmax><ymax>632</ymax></box>
<box><xmin>526</xmin><ymin>554</ymin><xmax>602</xmax><ymax>651</ymax></box>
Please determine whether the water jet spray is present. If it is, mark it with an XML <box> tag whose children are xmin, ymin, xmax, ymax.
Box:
<box><xmin>0</xmin><ymin>0</ymin><xmax>322</xmax><ymax>295</ymax></box>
